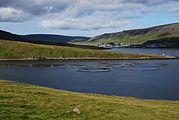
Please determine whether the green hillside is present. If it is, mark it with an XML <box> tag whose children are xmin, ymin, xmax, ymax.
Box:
<box><xmin>0</xmin><ymin>80</ymin><xmax>179</xmax><ymax>120</ymax></box>
<box><xmin>0</xmin><ymin>40</ymin><xmax>169</xmax><ymax>60</ymax></box>
<box><xmin>79</xmin><ymin>23</ymin><xmax>179</xmax><ymax>46</ymax></box>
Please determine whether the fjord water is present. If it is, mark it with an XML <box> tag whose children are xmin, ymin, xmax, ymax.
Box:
<box><xmin>0</xmin><ymin>59</ymin><xmax>179</xmax><ymax>100</ymax></box>
<box><xmin>109</xmin><ymin>48</ymin><xmax>179</xmax><ymax>57</ymax></box>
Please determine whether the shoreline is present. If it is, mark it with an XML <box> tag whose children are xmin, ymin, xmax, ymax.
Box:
<box><xmin>1</xmin><ymin>79</ymin><xmax>179</xmax><ymax>120</ymax></box>
<box><xmin>0</xmin><ymin>56</ymin><xmax>178</xmax><ymax>61</ymax></box>
<box><xmin>1</xmin><ymin>79</ymin><xmax>179</xmax><ymax>101</ymax></box>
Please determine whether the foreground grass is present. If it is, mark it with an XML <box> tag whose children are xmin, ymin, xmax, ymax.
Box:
<box><xmin>0</xmin><ymin>80</ymin><xmax>179</xmax><ymax>120</ymax></box>
<box><xmin>0</xmin><ymin>40</ymin><xmax>169</xmax><ymax>60</ymax></box>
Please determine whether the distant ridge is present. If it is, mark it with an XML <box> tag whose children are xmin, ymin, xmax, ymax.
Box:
<box><xmin>86</xmin><ymin>22</ymin><xmax>179</xmax><ymax>48</ymax></box>
<box><xmin>1</xmin><ymin>22</ymin><xmax>179</xmax><ymax>48</ymax></box>
<box><xmin>0</xmin><ymin>30</ymin><xmax>90</xmax><ymax>43</ymax></box>
<box><xmin>0</xmin><ymin>30</ymin><xmax>24</xmax><ymax>41</ymax></box>
<box><xmin>23</xmin><ymin>34</ymin><xmax>90</xmax><ymax>44</ymax></box>
<box><xmin>0</xmin><ymin>30</ymin><xmax>96</xmax><ymax>49</ymax></box>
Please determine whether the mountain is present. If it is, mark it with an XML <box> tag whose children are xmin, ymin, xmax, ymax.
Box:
<box><xmin>0</xmin><ymin>30</ymin><xmax>90</xmax><ymax>44</ymax></box>
<box><xmin>23</xmin><ymin>34</ymin><xmax>90</xmax><ymax>44</ymax></box>
<box><xmin>0</xmin><ymin>30</ymin><xmax>24</xmax><ymax>41</ymax></box>
<box><xmin>0</xmin><ymin>30</ymin><xmax>96</xmax><ymax>49</ymax></box>
<box><xmin>87</xmin><ymin>23</ymin><xmax>179</xmax><ymax>48</ymax></box>
<box><xmin>1</xmin><ymin>22</ymin><xmax>179</xmax><ymax>48</ymax></box>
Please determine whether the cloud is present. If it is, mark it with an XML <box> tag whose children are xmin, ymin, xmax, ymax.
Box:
<box><xmin>39</xmin><ymin>0</ymin><xmax>143</xmax><ymax>30</ymax></box>
<box><xmin>39</xmin><ymin>0</ymin><xmax>179</xmax><ymax>30</ymax></box>
<box><xmin>0</xmin><ymin>0</ymin><xmax>179</xmax><ymax>30</ymax></box>
<box><xmin>0</xmin><ymin>7</ymin><xmax>29</xmax><ymax>22</ymax></box>
<box><xmin>40</xmin><ymin>15</ymin><xmax>133</xmax><ymax>30</ymax></box>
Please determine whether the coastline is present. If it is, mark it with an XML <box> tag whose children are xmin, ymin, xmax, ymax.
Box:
<box><xmin>0</xmin><ymin>56</ymin><xmax>177</xmax><ymax>61</ymax></box>
<box><xmin>1</xmin><ymin>80</ymin><xmax>179</xmax><ymax>120</ymax></box>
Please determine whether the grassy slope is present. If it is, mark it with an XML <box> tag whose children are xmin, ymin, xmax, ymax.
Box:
<box><xmin>86</xmin><ymin>34</ymin><xmax>179</xmax><ymax>45</ymax></box>
<box><xmin>0</xmin><ymin>40</ymin><xmax>168</xmax><ymax>59</ymax></box>
<box><xmin>0</xmin><ymin>80</ymin><xmax>179</xmax><ymax>120</ymax></box>
<box><xmin>80</xmin><ymin>23</ymin><xmax>179</xmax><ymax>45</ymax></box>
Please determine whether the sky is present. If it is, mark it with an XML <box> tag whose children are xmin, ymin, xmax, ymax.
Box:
<box><xmin>0</xmin><ymin>0</ymin><xmax>179</xmax><ymax>37</ymax></box>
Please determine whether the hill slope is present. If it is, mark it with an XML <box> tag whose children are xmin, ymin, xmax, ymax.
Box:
<box><xmin>0</xmin><ymin>30</ymin><xmax>24</xmax><ymax>41</ymax></box>
<box><xmin>0</xmin><ymin>80</ymin><xmax>179</xmax><ymax>120</ymax></box>
<box><xmin>85</xmin><ymin>23</ymin><xmax>179</xmax><ymax>48</ymax></box>
<box><xmin>0</xmin><ymin>40</ymin><xmax>169</xmax><ymax>60</ymax></box>
<box><xmin>0</xmin><ymin>30</ymin><xmax>91</xmax><ymax>48</ymax></box>
<box><xmin>23</xmin><ymin>34</ymin><xmax>90</xmax><ymax>44</ymax></box>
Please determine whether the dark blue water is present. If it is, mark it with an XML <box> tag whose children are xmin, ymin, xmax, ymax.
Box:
<box><xmin>108</xmin><ymin>48</ymin><xmax>179</xmax><ymax>57</ymax></box>
<box><xmin>0</xmin><ymin>59</ymin><xmax>179</xmax><ymax>100</ymax></box>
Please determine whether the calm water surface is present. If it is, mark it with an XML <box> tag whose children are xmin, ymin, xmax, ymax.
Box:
<box><xmin>0</xmin><ymin>59</ymin><xmax>179</xmax><ymax>100</ymax></box>
<box><xmin>109</xmin><ymin>48</ymin><xmax>179</xmax><ymax>57</ymax></box>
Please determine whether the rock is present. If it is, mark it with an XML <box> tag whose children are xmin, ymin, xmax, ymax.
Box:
<box><xmin>73</xmin><ymin>107</ymin><xmax>80</xmax><ymax>114</ymax></box>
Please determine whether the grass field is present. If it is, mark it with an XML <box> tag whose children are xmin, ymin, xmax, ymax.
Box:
<box><xmin>0</xmin><ymin>40</ymin><xmax>169</xmax><ymax>60</ymax></box>
<box><xmin>0</xmin><ymin>80</ymin><xmax>179</xmax><ymax>120</ymax></box>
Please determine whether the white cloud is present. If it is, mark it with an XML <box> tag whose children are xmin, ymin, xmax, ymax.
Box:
<box><xmin>0</xmin><ymin>7</ymin><xmax>29</xmax><ymax>22</ymax></box>
<box><xmin>154</xmin><ymin>1</ymin><xmax>179</xmax><ymax>12</ymax></box>
<box><xmin>39</xmin><ymin>0</ymin><xmax>143</xmax><ymax>30</ymax></box>
<box><xmin>0</xmin><ymin>0</ymin><xmax>179</xmax><ymax>30</ymax></box>
<box><xmin>40</xmin><ymin>15</ymin><xmax>132</xmax><ymax>30</ymax></box>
